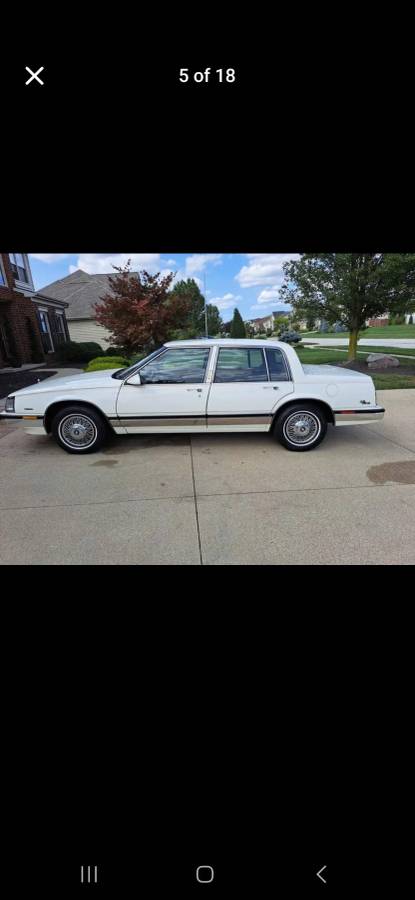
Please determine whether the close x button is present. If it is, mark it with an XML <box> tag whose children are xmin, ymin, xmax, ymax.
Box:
<box><xmin>25</xmin><ymin>66</ymin><xmax>45</xmax><ymax>85</ymax></box>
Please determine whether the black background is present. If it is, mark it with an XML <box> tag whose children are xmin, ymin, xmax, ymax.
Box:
<box><xmin>2</xmin><ymin>13</ymin><xmax>413</xmax><ymax>895</ymax></box>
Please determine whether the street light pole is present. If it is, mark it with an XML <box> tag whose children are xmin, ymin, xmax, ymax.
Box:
<box><xmin>204</xmin><ymin>272</ymin><xmax>208</xmax><ymax>337</ymax></box>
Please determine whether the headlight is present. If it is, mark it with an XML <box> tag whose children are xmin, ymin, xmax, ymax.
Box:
<box><xmin>5</xmin><ymin>396</ymin><xmax>15</xmax><ymax>412</ymax></box>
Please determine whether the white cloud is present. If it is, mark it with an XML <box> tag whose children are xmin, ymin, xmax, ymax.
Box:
<box><xmin>71</xmin><ymin>253</ymin><xmax>167</xmax><ymax>275</ymax></box>
<box><xmin>170</xmin><ymin>269</ymin><xmax>203</xmax><ymax>290</ymax></box>
<box><xmin>250</xmin><ymin>302</ymin><xmax>292</xmax><ymax>313</ymax></box>
<box><xmin>257</xmin><ymin>286</ymin><xmax>284</xmax><ymax>303</ymax></box>
<box><xmin>185</xmin><ymin>254</ymin><xmax>223</xmax><ymax>276</ymax></box>
<box><xmin>236</xmin><ymin>253</ymin><xmax>300</xmax><ymax>288</ymax></box>
<box><xmin>30</xmin><ymin>253</ymin><xmax>72</xmax><ymax>263</ymax></box>
<box><xmin>249</xmin><ymin>303</ymin><xmax>277</xmax><ymax>313</ymax></box>
<box><xmin>209</xmin><ymin>292</ymin><xmax>242</xmax><ymax>311</ymax></box>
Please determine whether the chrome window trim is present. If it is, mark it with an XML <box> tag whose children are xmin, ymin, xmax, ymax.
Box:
<box><xmin>263</xmin><ymin>349</ymin><xmax>271</xmax><ymax>381</ymax></box>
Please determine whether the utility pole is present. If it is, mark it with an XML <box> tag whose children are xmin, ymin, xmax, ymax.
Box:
<box><xmin>204</xmin><ymin>272</ymin><xmax>208</xmax><ymax>337</ymax></box>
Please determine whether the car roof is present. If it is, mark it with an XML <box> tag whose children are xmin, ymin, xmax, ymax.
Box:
<box><xmin>164</xmin><ymin>338</ymin><xmax>286</xmax><ymax>348</ymax></box>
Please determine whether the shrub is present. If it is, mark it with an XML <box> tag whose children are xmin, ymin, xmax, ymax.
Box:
<box><xmin>104</xmin><ymin>346</ymin><xmax>124</xmax><ymax>356</ymax></box>
<box><xmin>279</xmin><ymin>330</ymin><xmax>301</xmax><ymax>344</ymax></box>
<box><xmin>81</xmin><ymin>342</ymin><xmax>103</xmax><ymax>353</ymax></box>
<box><xmin>56</xmin><ymin>340</ymin><xmax>104</xmax><ymax>363</ymax></box>
<box><xmin>84</xmin><ymin>356</ymin><xmax>129</xmax><ymax>372</ymax></box>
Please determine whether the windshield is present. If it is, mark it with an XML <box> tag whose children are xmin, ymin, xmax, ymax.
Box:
<box><xmin>112</xmin><ymin>348</ymin><xmax>165</xmax><ymax>380</ymax></box>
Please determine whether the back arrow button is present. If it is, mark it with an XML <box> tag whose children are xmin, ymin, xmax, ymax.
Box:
<box><xmin>316</xmin><ymin>866</ymin><xmax>327</xmax><ymax>884</ymax></box>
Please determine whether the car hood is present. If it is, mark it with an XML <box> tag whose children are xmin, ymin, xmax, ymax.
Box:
<box><xmin>10</xmin><ymin>369</ymin><xmax>121</xmax><ymax>397</ymax></box>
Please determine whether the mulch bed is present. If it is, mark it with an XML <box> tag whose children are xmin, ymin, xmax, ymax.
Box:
<box><xmin>0</xmin><ymin>370</ymin><xmax>57</xmax><ymax>395</ymax></box>
<box><xmin>339</xmin><ymin>359</ymin><xmax>415</xmax><ymax>375</ymax></box>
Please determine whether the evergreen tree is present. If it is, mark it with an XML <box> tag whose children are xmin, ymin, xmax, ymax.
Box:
<box><xmin>230</xmin><ymin>308</ymin><xmax>246</xmax><ymax>338</ymax></box>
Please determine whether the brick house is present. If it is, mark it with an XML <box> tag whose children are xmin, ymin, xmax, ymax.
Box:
<box><xmin>0</xmin><ymin>253</ymin><xmax>70</xmax><ymax>367</ymax></box>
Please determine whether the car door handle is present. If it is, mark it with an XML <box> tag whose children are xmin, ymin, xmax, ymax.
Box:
<box><xmin>186</xmin><ymin>388</ymin><xmax>203</xmax><ymax>392</ymax></box>
<box><xmin>263</xmin><ymin>386</ymin><xmax>279</xmax><ymax>390</ymax></box>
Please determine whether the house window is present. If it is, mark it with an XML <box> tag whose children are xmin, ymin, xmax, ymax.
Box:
<box><xmin>0</xmin><ymin>258</ymin><xmax>7</xmax><ymax>285</ymax></box>
<box><xmin>37</xmin><ymin>309</ymin><xmax>54</xmax><ymax>352</ymax></box>
<box><xmin>9</xmin><ymin>253</ymin><xmax>31</xmax><ymax>285</ymax></box>
<box><xmin>54</xmin><ymin>311</ymin><xmax>67</xmax><ymax>344</ymax></box>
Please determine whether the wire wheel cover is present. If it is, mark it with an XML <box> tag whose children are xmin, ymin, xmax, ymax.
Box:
<box><xmin>283</xmin><ymin>411</ymin><xmax>321</xmax><ymax>445</ymax></box>
<box><xmin>59</xmin><ymin>414</ymin><xmax>97</xmax><ymax>448</ymax></box>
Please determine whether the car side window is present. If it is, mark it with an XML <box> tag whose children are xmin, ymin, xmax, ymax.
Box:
<box><xmin>214</xmin><ymin>348</ymin><xmax>268</xmax><ymax>382</ymax></box>
<box><xmin>139</xmin><ymin>348</ymin><xmax>210</xmax><ymax>384</ymax></box>
<box><xmin>265</xmin><ymin>348</ymin><xmax>290</xmax><ymax>381</ymax></box>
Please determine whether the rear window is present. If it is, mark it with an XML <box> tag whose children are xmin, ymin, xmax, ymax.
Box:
<box><xmin>265</xmin><ymin>348</ymin><xmax>290</xmax><ymax>381</ymax></box>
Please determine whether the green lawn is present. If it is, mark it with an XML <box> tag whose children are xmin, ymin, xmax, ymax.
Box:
<box><xmin>299</xmin><ymin>346</ymin><xmax>415</xmax><ymax>366</ymax></box>
<box><xmin>370</xmin><ymin>374</ymin><xmax>415</xmax><ymax>389</ymax></box>
<box><xmin>296</xmin><ymin>348</ymin><xmax>348</xmax><ymax>364</ymax></box>
<box><xmin>328</xmin><ymin>344</ymin><xmax>415</xmax><ymax>358</ymax></box>
<box><xmin>302</xmin><ymin>324</ymin><xmax>415</xmax><ymax>339</ymax></box>
<box><xmin>294</xmin><ymin>346</ymin><xmax>415</xmax><ymax>388</ymax></box>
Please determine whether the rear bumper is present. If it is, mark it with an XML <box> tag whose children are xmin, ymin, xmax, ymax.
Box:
<box><xmin>334</xmin><ymin>406</ymin><xmax>385</xmax><ymax>426</ymax></box>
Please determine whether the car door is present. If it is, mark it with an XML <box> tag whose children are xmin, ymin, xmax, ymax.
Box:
<box><xmin>116</xmin><ymin>346</ymin><xmax>211</xmax><ymax>432</ymax></box>
<box><xmin>207</xmin><ymin>346</ymin><xmax>294</xmax><ymax>430</ymax></box>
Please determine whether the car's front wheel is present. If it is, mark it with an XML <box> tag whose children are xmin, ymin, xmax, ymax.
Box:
<box><xmin>51</xmin><ymin>405</ymin><xmax>108</xmax><ymax>454</ymax></box>
<box><xmin>273</xmin><ymin>403</ymin><xmax>327</xmax><ymax>451</ymax></box>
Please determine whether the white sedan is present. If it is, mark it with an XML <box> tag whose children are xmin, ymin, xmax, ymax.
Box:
<box><xmin>1</xmin><ymin>339</ymin><xmax>385</xmax><ymax>453</ymax></box>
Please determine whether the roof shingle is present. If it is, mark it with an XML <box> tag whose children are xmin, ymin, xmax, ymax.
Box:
<box><xmin>34</xmin><ymin>269</ymin><xmax>115</xmax><ymax>320</ymax></box>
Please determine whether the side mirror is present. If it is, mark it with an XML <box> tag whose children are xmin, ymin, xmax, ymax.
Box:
<box><xmin>126</xmin><ymin>372</ymin><xmax>142</xmax><ymax>386</ymax></box>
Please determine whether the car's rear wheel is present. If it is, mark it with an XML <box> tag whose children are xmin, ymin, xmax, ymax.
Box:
<box><xmin>273</xmin><ymin>403</ymin><xmax>327</xmax><ymax>451</ymax></box>
<box><xmin>51</xmin><ymin>405</ymin><xmax>108</xmax><ymax>454</ymax></box>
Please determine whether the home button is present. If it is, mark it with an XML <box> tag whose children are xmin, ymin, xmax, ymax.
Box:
<box><xmin>196</xmin><ymin>865</ymin><xmax>214</xmax><ymax>883</ymax></box>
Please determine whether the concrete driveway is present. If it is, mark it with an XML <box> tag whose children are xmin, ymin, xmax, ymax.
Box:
<box><xmin>1</xmin><ymin>389</ymin><xmax>414</xmax><ymax>565</ymax></box>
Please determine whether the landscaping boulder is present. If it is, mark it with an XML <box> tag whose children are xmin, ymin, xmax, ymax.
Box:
<box><xmin>367</xmin><ymin>353</ymin><xmax>400</xmax><ymax>368</ymax></box>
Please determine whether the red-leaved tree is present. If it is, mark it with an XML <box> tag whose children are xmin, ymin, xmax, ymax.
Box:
<box><xmin>94</xmin><ymin>263</ymin><xmax>192</xmax><ymax>353</ymax></box>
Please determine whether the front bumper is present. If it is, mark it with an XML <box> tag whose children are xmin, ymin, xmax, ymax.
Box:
<box><xmin>0</xmin><ymin>412</ymin><xmax>47</xmax><ymax>435</ymax></box>
<box><xmin>334</xmin><ymin>406</ymin><xmax>385</xmax><ymax>426</ymax></box>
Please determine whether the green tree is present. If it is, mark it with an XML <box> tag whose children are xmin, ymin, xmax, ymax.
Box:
<box><xmin>230</xmin><ymin>308</ymin><xmax>246</xmax><ymax>338</ymax></box>
<box><xmin>169</xmin><ymin>278</ymin><xmax>205</xmax><ymax>336</ymax></box>
<box><xmin>280</xmin><ymin>254</ymin><xmax>415</xmax><ymax>359</ymax></box>
<box><xmin>94</xmin><ymin>263</ymin><xmax>192</xmax><ymax>353</ymax></box>
<box><xmin>206</xmin><ymin>304</ymin><xmax>222</xmax><ymax>335</ymax></box>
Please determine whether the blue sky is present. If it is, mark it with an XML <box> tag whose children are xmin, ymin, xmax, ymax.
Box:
<box><xmin>29</xmin><ymin>253</ymin><xmax>297</xmax><ymax>321</ymax></box>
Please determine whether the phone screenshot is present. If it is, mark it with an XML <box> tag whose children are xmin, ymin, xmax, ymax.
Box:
<box><xmin>1</xmin><ymin>21</ymin><xmax>412</xmax><ymax>897</ymax></box>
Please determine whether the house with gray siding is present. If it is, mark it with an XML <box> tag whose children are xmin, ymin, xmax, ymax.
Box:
<box><xmin>33</xmin><ymin>269</ymin><xmax>114</xmax><ymax>349</ymax></box>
